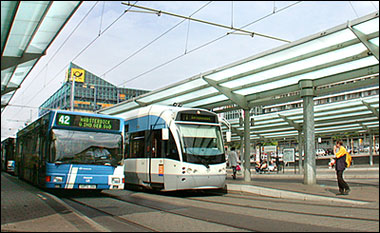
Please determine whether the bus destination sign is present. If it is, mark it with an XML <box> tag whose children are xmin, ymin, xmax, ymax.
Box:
<box><xmin>56</xmin><ymin>113</ymin><xmax>120</xmax><ymax>130</ymax></box>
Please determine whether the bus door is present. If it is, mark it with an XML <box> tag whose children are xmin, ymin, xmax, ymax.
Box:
<box><xmin>37</xmin><ymin>132</ymin><xmax>47</xmax><ymax>186</ymax></box>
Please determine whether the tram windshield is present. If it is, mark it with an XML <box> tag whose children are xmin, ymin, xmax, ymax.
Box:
<box><xmin>51</xmin><ymin>129</ymin><xmax>123</xmax><ymax>166</ymax></box>
<box><xmin>177</xmin><ymin>124</ymin><xmax>225</xmax><ymax>165</ymax></box>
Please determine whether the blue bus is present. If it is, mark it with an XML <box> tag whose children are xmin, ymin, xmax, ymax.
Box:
<box><xmin>15</xmin><ymin>110</ymin><xmax>124</xmax><ymax>190</ymax></box>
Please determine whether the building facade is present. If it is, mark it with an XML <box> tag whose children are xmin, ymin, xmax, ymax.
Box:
<box><xmin>39</xmin><ymin>63</ymin><xmax>149</xmax><ymax>116</ymax></box>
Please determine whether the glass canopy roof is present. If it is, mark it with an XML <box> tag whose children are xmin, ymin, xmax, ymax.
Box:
<box><xmin>225</xmin><ymin>95</ymin><xmax>379</xmax><ymax>141</ymax></box>
<box><xmin>1</xmin><ymin>1</ymin><xmax>82</xmax><ymax>112</ymax></box>
<box><xmin>100</xmin><ymin>11</ymin><xmax>379</xmax><ymax>116</ymax></box>
<box><xmin>99</xmin><ymin>11</ymin><xmax>378</xmax><ymax>141</ymax></box>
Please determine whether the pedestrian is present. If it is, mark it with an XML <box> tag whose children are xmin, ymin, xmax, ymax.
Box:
<box><xmin>228</xmin><ymin>147</ymin><xmax>239</xmax><ymax>179</ymax></box>
<box><xmin>333</xmin><ymin>141</ymin><xmax>350</xmax><ymax>195</ymax></box>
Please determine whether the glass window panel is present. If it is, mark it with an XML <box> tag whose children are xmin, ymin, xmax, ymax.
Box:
<box><xmin>317</xmin><ymin>111</ymin><xmax>371</xmax><ymax>121</ymax></box>
<box><xmin>205</xmin><ymin>29</ymin><xmax>356</xmax><ymax>82</ymax></box>
<box><xmin>223</xmin><ymin>43</ymin><xmax>368</xmax><ymax>89</ymax></box>
<box><xmin>9</xmin><ymin>59</ymin><xmax>37</xmax><ymax>86</ymax></box>
<box><xmin>353</xmin><ymin>18</ymin><xmax>379</xmax><ymax>35</ymax></box>
<box><xmin>1</xmin><ymin>91</ymin><xmax>15</xmax><ymax>106</ymax></box>
<box><xmin>15</xmin><ymin>2</ymin><xmax>49</xmax><ymax>21</ymax></box>
<box><xmin>316</xmin><ymin>127</ymin><xmax>363</xmax><ymax>133</ymax></box>
<box><xmin>252</xmin><ymin>122</ymin><xmax>288</xmax><ymax>129</ymax></box>
<box><xmin>261</xmin><ymin>131</ymin><xmax>298</xmax><ymax>136</ymax></box>
<box><xmin>315</xmin><ymin>106</ymin><xmax>368</xmax><ymax>117</ymax></box>
<box><xmin>3</xmin><ymin>2</ymin><xmax>49</xmax><ymax>56</ymax></box>
<box><xmin>317</xmin><ymin>124</ymin><xmax>360</xmax><ymax>131</ymax></box>
<box><xmin>1</xmin><ymin>67</ymin><xmax>15</xmax><ymax>86</ymax></box>
<box><xmin>27</xmin><ymin>2</ymin><xmax>79</xmax><ymax>53</ymax></box>
<box><xmin>236</xmin><ymin>56</ymin><xmax>378</xmax><ymax>95</ymax></box>
<box><xmin>254</xmin><ymin>127</ymin><xmax>294</xmax><ymax>133</ymax></box>
<box><xmin>369</xmin><ymin>37</ymin><xmax>379</xmax><ymax>46</ymax></box>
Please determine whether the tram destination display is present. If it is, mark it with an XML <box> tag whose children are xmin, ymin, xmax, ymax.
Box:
<box><xmin>179</xmin><ymin>112</ymin><xmax>217</xmax><ymax>123</ymax></box>
<box><xmin>56</xmin><ymin>113</ymin><xmax>120</xmax><ymax>130</ymax></box>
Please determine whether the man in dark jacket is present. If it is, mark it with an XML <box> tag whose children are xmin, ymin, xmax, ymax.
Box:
<box><xmin>333</xmin><ymin>141</ymin><xmax>350</xmax><ymax>195</ymax></box>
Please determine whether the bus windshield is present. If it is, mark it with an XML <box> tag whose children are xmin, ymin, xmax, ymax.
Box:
<box><xmin>177</xmin><ymin>124</ymin><xmax>225</xmax><ymax>165</ymax></box>
<box><xmin>51</xmin><ymin>129</ymin><xmax>123</xmax><ymax>166</ymax></box>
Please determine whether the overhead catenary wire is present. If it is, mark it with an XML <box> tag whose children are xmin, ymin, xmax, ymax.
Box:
<box><xmin>122</xmin><ymin>2</ymin><xmax>292</xmax><ymax>43</ymax></box>
<box><xmin>117</xmin><ymin>1</ymin><xmax>301</xmax><ymax>87</ymax></box>
<box><xmin>101</xmin><ymin>1</ymin><xmax>213</xmax><ymax>78</ymax></box>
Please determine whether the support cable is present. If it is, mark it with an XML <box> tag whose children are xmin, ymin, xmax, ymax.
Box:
<box><xmin>231</xmin><ymin>1</ymin><xmax>234</xmax><ymax>28</ymax></box>
<box><xmin>99</xmin><ymin>1</ymin><xmax>106</xmax><ymax>36</ymax></box>
<box><xmin>349</xmin><ymin>1</ymin><xmax>359</xmax><ymax>18</ymax></box>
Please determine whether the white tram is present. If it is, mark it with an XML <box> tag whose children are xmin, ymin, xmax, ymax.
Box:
<box><xmin>118</xmin><ymin>105</ymin><xmax>227</xmax><ymax>191</ymax></box>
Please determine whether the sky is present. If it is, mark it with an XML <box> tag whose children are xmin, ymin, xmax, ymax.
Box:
<box><xmin>1</xmin><ymin>1</ymin><xmax>379</xmax><ymax>141</ymax></box>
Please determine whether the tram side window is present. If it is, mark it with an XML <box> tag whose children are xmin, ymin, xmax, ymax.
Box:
<box><xmin>150</xmin><ymin>130</ymin><xmax>162</xmax><ymax>158</ymax></box>
<box><xmin>163</xmin><ymin>130</ymin><xmax>180</xmax><ymax>161</ymax></box>
<box><xmin>130</xmin><ymin>131</ymin><xmax>145</xmax><ymax>158</ymax></box>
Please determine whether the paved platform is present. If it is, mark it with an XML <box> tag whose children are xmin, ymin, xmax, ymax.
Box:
<box><xmin>1</xmin><ymin>172</ymin><xmax>107</xmax><ymax>232</ymax></box>
<box><xmin>226</xmin><ymin>164</ymin><xmax>379</xmax><ymax>206</ymax></box>
<box><xmin>1</xmin><ymin>164</ymin><xmax>378</xmax><ymax>232</ymax></box>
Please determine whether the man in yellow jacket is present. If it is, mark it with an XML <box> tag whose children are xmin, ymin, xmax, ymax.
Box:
<box><xmin>333</xmin><ymin>141</ymin><xmax>350</xmax><ymax>195</ymax></box>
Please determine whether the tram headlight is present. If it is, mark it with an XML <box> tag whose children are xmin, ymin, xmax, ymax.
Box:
<box><xmin>53</xmin><ymin>176</ymin><xmax>63</xmax><ymax>182</ymax></box>
<box><xmin>112</xmin><ymin>178</ymin><xmax>121</xmax><ymax>184</ymax></box>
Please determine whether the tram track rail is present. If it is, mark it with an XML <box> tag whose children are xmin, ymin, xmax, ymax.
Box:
<box><xmin>100</xmin><ymin>192</ymin><xmax>256</xmax><ymax>232</ymax></box>
<box><xmin>101</xmin><ymin>190</ymin><xmax>377</xmax><ymax>232</ymax></box>
<box><xmin>56</xmin><ymin>188</ymin><xmax>378</xmax><ymax>232</ymax></box>
<box><xmin>187</xmin><ymin>195</ymin><xmax>379</xmax><ymax>222</ymax></box>
<box><xmin>220</xmin><ymin>191</ymin><xmax>380</xmax><ymax>210</ymax></box>
<box><xmin>61</xmin><ymin>196</ymin><xmax>158</xmax><ymax>232</ymax></box>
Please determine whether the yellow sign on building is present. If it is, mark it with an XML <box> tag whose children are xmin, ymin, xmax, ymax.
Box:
<box><xmin>67</xmin><ymin>68</ymin><xmax>85</xmax><ymax>83</ymax></box>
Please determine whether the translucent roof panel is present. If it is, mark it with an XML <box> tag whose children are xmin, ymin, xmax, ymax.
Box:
<box><xmin>205</xmin><ymin>30</ymin><xmax>357</xmax><ymax>82</ymax></box>
<box><xmin>2</xmin><ymin>1</ymin><xmax>50</xmax><ymax>57</ymax></box>
<box><xmin>353</xmin><ymin>18</ymin><xmax>379</xmax><ymax>34</ymax></box>
<box><xmin>236</xmin><ymin>56</ymin><xmax>378</xmax><ymax>95</ymax></box>
<box><xmin>1</xmin><ymin>1</ymin><xmax>81</xmax><ymax>111</ymax></box>
<box><xmin>26</xmin><ymin>1</ymin><xmax>82</xmax><ymax>54</ymax></box>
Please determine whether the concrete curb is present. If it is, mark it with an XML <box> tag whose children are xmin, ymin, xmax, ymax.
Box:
<box><xmin>226</xmin><ymin>183</ymin><xmax>371</xmax><ymax>205</ymax></box>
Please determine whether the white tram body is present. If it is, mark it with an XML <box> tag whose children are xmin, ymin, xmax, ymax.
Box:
<box><xmin>116</xmin><ymin>105</ymin><xmax>227</xmax><ymax>191</ymax></box>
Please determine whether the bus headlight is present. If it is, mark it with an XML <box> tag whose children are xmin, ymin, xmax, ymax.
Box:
<box><xmin>53</xmin><ymin>176</ymin><xmax>63</xmax><ymax>182</ymax></box>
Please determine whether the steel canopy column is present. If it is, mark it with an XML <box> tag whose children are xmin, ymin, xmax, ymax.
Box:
<box><xmin>299</xmin><ymin>80</ymin><xmax>316</xmax><ymax>185</ymax></box>
<box><xmin>243</xmin><ymin>108</ymin><xmax>251</xmax><ymax>182</ymax></box>
<box><xmin>369</xmin><ymin>133</ymin><xmax>374</xmax><ymax>166</ymax></box>
<box><xmin>298</xmin><ymin>131</ymin><xmax>304</xmax><ymax>173</ymax></box>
